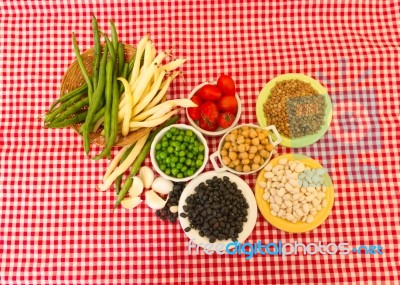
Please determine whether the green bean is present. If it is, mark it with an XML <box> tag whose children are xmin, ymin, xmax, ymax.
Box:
<box><xmin>92</xmin><ymin>16</ymin><xmax>101</xmax><ymax>90</ymax></box>
<box><xmin>45</xmin><ymin>92</ymin><xmax>84</xmax><ymax>123</ymax></box>
<box><xmin>110</xmin><ymin>20</ymin><xmax>119</xmax><ymax>51</ymax></box>
<box><xmin>114</xmin><ymin>115</ymin><xmax>179</xmax><ymax>209</ymax></box>
<box><xmin>103</xmin><ymin>60</ymin><xmax>114</xmax><ymax>143</ymax></box>
<box><xmin>46</xmin><ymin>111</ymin><xmax>88</xmax><ymax>128</ymax></box>
<box><xmin>52</xmin><ymin>97</ymin><xmax>89</xmax><ymax>124</ymax></box>
<box><xmin>72</xmin><ymin>32</ymin><xmax>93</xmax><ymax>105</ymax></box>
<box><xmin>48</xmin><ymin>84</ymin><xmax>87</xmax><ymax>112</ymax></box>
<box><xmin>102</xmin><ymin>33</ymin><xmax>116</xmax><ymax>61</ymax></box>
<box><xmin>117</xmin><ymin>42</ymin><xmax>125</xmax><ymax>76</ymax></box>
<box><xmin>115</xmin><ymin>144</ymin><xmax>135</xmax><ymax>194</ymax></box>
<box><xmin>83</xmin><ymin>45</ymin><xmax>108</xmax><ymax>155</ymax></box>
<box><xmin>93</xmin><ymin>75</ymin><xmax>119</xmax><ymax>160</ymax></box>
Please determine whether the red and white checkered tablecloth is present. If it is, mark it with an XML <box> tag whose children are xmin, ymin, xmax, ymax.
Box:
<box><xmin>1</xmin><ymin>0</ymin><xmax>399</xmax><ymax>284</ymax></box>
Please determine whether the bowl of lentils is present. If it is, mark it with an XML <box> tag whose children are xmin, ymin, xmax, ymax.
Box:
<box><xmin>150</xmin><ymin>124</ymin><xmax>209</xmax><ymax>182</ymax></box>
<box><xmin>256</xmin><ymin>73</ymin><xmax>333</xmax><ymax>148</ymax></box>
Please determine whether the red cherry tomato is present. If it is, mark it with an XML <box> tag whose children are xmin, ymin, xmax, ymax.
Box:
<box><xmin>200</xmin><ymin>101</ymin><xmax>219</xmax><ymax>124</ymax></box>
<box><xmin>196</xmin><ymin>84</ymin><xmax>222</xmax><ymax>101</ymax></box>
<box><xmin>217</xmin><ymin>95</ymin><xmax>238</xmax><ymax>114</ymax></box>
<box><xmin>199</xmin><ymin>116</ymin><xmax>218</xmax><ymax>131</ymax></box>
<box><xmin>188</xmin><ymin>95</ymin><xmax>203</xmax><ymax>121</ymax></box>
<box><xmin>218</xmin><ymin>112</ymin><xmax>235</xmax><ymax>129</ymax></box>
<box><xmin>217</xmin><ymin>74</ymin><xmax>235</xmax><ymax>97</ymax></box>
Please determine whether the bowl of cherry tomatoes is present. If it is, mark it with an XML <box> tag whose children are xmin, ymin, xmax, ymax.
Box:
<box><xmin>186</xmin><ymin>74</ymin><xmax>242</xmax><ymax>136</ymax></box>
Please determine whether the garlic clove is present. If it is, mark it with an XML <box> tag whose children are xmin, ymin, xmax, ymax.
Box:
<box><xmin>139</xmin><ymin>166</ymin><xmax>155</xmax><ymax>189</ymax></box>
<box><xmin>129</xmin><ymin>176</ymin><xmax>144</xmax><ymax>197</ymax></box>
<box><xmin>145</xmin><ymin>189</ymin><xmax>167</xmax><ymax>209</ymax></box>
<box><xmin>152</xmin><ymin>177</ymin><xmax>174</xmax><ymax>195</ymax></box>
<box><xmin>121</xmin><ymin>196</ymin><xmax>142</xmax><ymax>210</ymax></box>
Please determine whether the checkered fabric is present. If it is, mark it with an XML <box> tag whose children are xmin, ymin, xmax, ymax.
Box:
<box><xmin>1</xmin><ymin>1</ymin><xmax>399</xmax><ymax>284</ymax></box>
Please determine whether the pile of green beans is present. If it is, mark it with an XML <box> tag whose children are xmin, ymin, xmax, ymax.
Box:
<box><xmin>44</xmin><ymin>16</ymin><xmax>135</xmax><ymax>159</ymax></box>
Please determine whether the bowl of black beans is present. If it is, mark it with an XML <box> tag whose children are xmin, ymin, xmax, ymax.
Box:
<box><xmin>178</xmin><ymin>171</ymin><xmax>257</xmax><ymax>248</ymax></box>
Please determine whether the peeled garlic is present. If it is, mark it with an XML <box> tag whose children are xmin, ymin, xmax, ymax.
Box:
<box><xmin>139</xmin><ymin>166</ymin><xmax>154</xmax><ymax>189</ymax></box>
<box><xmin>121</xmin><ymin>196</ymin><xmax>142</xmax><ymax>210</ymax></box>
<box><xmin>129</xmin><ymin>176</ymin><xmax>144</xmax><ymax>197</ymax></box>
<box><xmin>145</xmin><ymin>189</ymin><xmax>167</xmax><ymax>209</ymax></box>
<box><xmin>152</xmin><ymin>177</ymin><xmax>174</xmax><ymax>195</ymax></box>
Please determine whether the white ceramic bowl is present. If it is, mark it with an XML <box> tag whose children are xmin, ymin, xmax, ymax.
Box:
<box><xmin>185</xmin><ymin>81</ymin><xmax>242</xmax><ymax>137</ymax></box>
<box><xmin>150</xmin><ymin>124</ymin><xmax>209</xmax><ymax>182</ymax></box>
<box><xmin>210</xmin><ymin>124</ymin><xmax>282</xmax><ymax>175</ymax></box>
<box><xmin>178</xmin><ymin>171</ymin><xmax>258</xmax><ymax>250</ymax></box>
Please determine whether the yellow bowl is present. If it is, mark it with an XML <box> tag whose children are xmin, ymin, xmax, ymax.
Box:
<box><xmin>255</xmin><ymin>153</ymin><xmax>334</xmax><ymax>233</ymax></box>
<box><xmin>256</xmin><ymin>73</ymin><xmax>333</xmax><ymax>148</ymax></box>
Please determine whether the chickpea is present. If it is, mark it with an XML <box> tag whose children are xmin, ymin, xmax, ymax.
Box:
<box><xmin>253</xmin><ymin>154</ymin><xmax>261</xmax><ymax>164</ymax></box>
<box><xmin>241</xmin><ymin>126</ymin><xmax>249</xmax><ymax>131</ymax></box>
<box><xmin>252</xmin><ymin>137</ymin><xmax>260</xmax><ymax>146</ymax></box>
<box><xmin>256</xmin><ymin>127</ymin><xmax>262</xmax><ymax>133</ymax></box>
<box><xmin>233</xmin><ymin>159</ymin><xmax>240</xmax><ymax>166</ymax></box>
<box><xmin>228</xmin><ymin>161</ymin><xmax>235</xmax><ymax>168</ymax></box>
<box><xmin>242</xmin><ymin>130</ymin><xmax>249</xmax><ymax>137</ymax></box>
<box><xmin>261</xmin><ymin>138</ymin><xmax>269</xmax><ymax>145</ymax></box>
<box><xmin>243</xmin><ymin>165</ymin><xmax>251</xmax><ymax>172</ymax></box>
<box><xmin>262</xmin><ymin>130</ymin><xmax>269</xmax><ymax>137</ymax></box>
<box><xmin>238</xmin><ymin>152</ymin><xmax>249</xmax><ymax>159</ymax></box>
<box><xmin>257</xmin><ymin>144</ymin><xmax>263</xmax><ymax>151</ymax></box>
<box><xmin>245</xmin><ymin>138</ymin><xmax>251</xmax><ymax>145</ymax></box>
<box><xmin>235</xmin><ymin>165</ymin><xmax>243</xmax><ymax>172</ymax></box>
<box><xmin>249</xmin><ymin>128</ymin><xmax>257</xmax><ymax>138</ymax></box>
<box><xmin>228</xmin><ymin>151</ymin><xmax>238</xmax><ymax>160</ymax></box>
<box><xmin>249</xmin><ymin>153</ymin><xmax>255</xmax><ymax>160</ymax></box>
<box><xmin>242</xmin><ymin>158</ymin><xmax>250</xmax><ymax>165</ymax></box>
<box><xmin>260</xmin><ymin>149</ymin><xmax>269</xmax><ymax>158</ymax></box>
<box><xmin>222</xmin><ymin>156</ymin><xmax>231</xmax><ymax>166</ymax></box>
<box><xmin>225</xmin><ymin>134</ymin><xmax>231</xmax><ymax>141</ymax></box>
<box><xmin>221</xmin><ymin>149</ymin><xmax>228</xmax><ymax>157</ymax></box>
<box><xmin>249</xmin><ymin>145</ymin><xmax>258</xmax><ymax>154</ymax></box>
<box><xmin>231</xmin><ymin>129</ymin><xmax>238</xmax><ymax>135</ymax></box>
<box><xmin>232</xmin><ymin>145</ymin><xmax>238</xmax><ymax>152</ymax></box>
<box><xmin>260</xmin><ymin>157</ymin><xmax>265</xmax><ymax>165</ymax></box>
<box><xmin>245</xmin><ymin>144</ymin><xmax>250</xmax><ymax>151</ymax></box>
<box><xmin>258</xmin><ymin>132</ymin><xmax>266</xmax><ymax>140</ymax></box>
<box><xmin>266</xmin><ymin>144</ymin><xmax>274</xmax><ymax>151</ymax></box>
<box><xmin>237</xmin><ymin>135</ymin><xmax>245</xmax><ymax>144</ymax></box>
<box><xmin>251</xmin><ymin>163</ymin><xmax>260</xmax><ymax>171</ymax></box>
<box><xmin>223</xmin><ymin>141</ymin><xmax>231</xmax><ymax>149</ymax></box>
<box><xmin>238</xmin><ymin>144</ymin><xmax>246</xmax><ymax>153</ymax></box>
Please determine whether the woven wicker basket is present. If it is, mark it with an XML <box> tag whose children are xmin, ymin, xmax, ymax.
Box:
<box><xmin>60</xmin><ymin>44</ymin><xmax>159</xmax><ymax>147</ymax></box>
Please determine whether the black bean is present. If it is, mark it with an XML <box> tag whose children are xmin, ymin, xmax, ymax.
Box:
<box><xmin>184</xmin><ymin>227</ymin><xmax>191</xmax><ymax>232</ymax></box>
<box><xmin>180</xmin><ymin>213</ymin><xmax>188</xmax><ymax>218</ymax></box>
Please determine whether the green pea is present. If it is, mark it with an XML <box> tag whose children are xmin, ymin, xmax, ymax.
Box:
<box><xmin>174</xmin><ymin>145</ymin><xmax>181</xmax><ymax>152</ymax></box>
<box><xmin>186</xmin><ymin>129</ymin><xmax>194</xmax><ymax>137</ymax></box>
<box><xmin>181</xmin><ymin>144</ymin><xmax>187</xmax><ymax>150</ymax></box>
<box><xmin>165</xmin><ymin>157</ymin><xmax>171</xmax><ymax>164</ymax></box>
<box><xmin>171</xmin><ymin>168</ymin><xmax>178</xmax><ymax>176</ymax></box>
<box><xmin>162</xmin><ymin>141</ymin><xmax>168</xmax><ymax>148</ymax></box>
<box><xmin>159</xmin><ymin>151</ymin><xmax>167</xmax><ymax>159</ymax></box>
<box><xmin>160</xmin><ymin>164</ymin><xmax>166</xmax><ymax>171</ymax></box>
<box><xmin>176</xmin><ymin>162</ymin><xmax>183</xmax><ymax>170</ymax></box>
<box><xmin>193</xmin><ymin>147</ymin><xmax>199</xmax><ymax>154</ymax></box>
<box><xmin>186</xmin><ymin>169</ymin><xmax>194</xmax><ymax>176</ymax></box>
<box><xmin>177</xmin><ymin>173</ymin><xmax>184</xmax><ymax>179</ymax></box>
<box><xmin>167</xmin><ymin>146</ymin><xmax>174</xmax><ymax>153</ymax></box>
<box><xmin>197</xmin><ymin>154</ymin><xmax>204</xmax><ymax>161</ymax></box>
<box><xmin>170</xmin><ymin>162</ymin><xmax>176</xmax><ymax>168</ymax></box>
<box><xmin>179</xmin><ymin>157</ymin><xmax>186</xmax><ymax>163</ymax></box>
<box><xmin>165</xmin><ymin>168</ymin><xmax>171</xmax><ymax>175</ymax></box>
<box><xmin>196</xmin><ymin>159</ymin><xmax>203</xmax><ymax>167</ymax></box>
<box><xmin>177</xmin><ymin>135</ymin><xmax>183</xmax><ymax>141</ymax></box>
<box><xmin>199</xmin><ymin>145</ymin><xmax>205</xmax><ymax>152</ymax></box>
<box><xmin>170</xmin><ymin>127</ymin><xmax>178</xmax><ymax>134</ymax></box>
<box><xmin>179</xmin><ymin>150</ymin><xmax>185</xmax><ymax>157</ymax></box>
<box><xmin>155</xmin><ymin>143</ymin><xmax>162</xmax><ymax>150</ymax></box>
<box><xmin>181</xmin><ymin>166</ymin><xmax>188</xmax><ymax>173</ymax></box>
<box><xmin>187</xmin><ymin>152</ymin><xmax>193</xmax><ymax>159</ymax></box>
<box><xmin>185</xmin><ymin>159</ymin><xmax>192</xmax><ymax>166</ymax></box>
<box><xmin>171</xmin><ymin>156</ymin><xmax>179</xmax><ymax>163</ymax></box>
<box><xmin>183</xmin><ymin>136</ymin><xmax>190</xmax><ymax>142</ymax></box>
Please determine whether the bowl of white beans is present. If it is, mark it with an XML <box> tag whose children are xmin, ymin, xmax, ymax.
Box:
<box><xmin>254</xmin><ymin>153</ymin><xmax>334</xmax><ymax>233</ymax></box>
<box><xmin>210</xmin><ymin>124</ymin><xmax>282</xmax><ymax>175</ymax></box>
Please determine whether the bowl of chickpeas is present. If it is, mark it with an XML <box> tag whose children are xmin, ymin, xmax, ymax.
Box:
<box><xmin>210</xmin><ymin>124</ymin><xmax>282</xmax><ymax>174</ymax></box>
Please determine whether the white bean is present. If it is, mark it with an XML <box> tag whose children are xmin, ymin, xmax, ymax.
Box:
<box><xmin>259</xmin><ymin>181</ymin><xmax>267</xmax><ymax>188</ymax></box>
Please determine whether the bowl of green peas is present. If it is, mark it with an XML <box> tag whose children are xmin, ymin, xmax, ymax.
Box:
<box><xmin>150</xmin><ymin>124</ymin><xmax>209</xmax><ymax>182</ymax></box>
